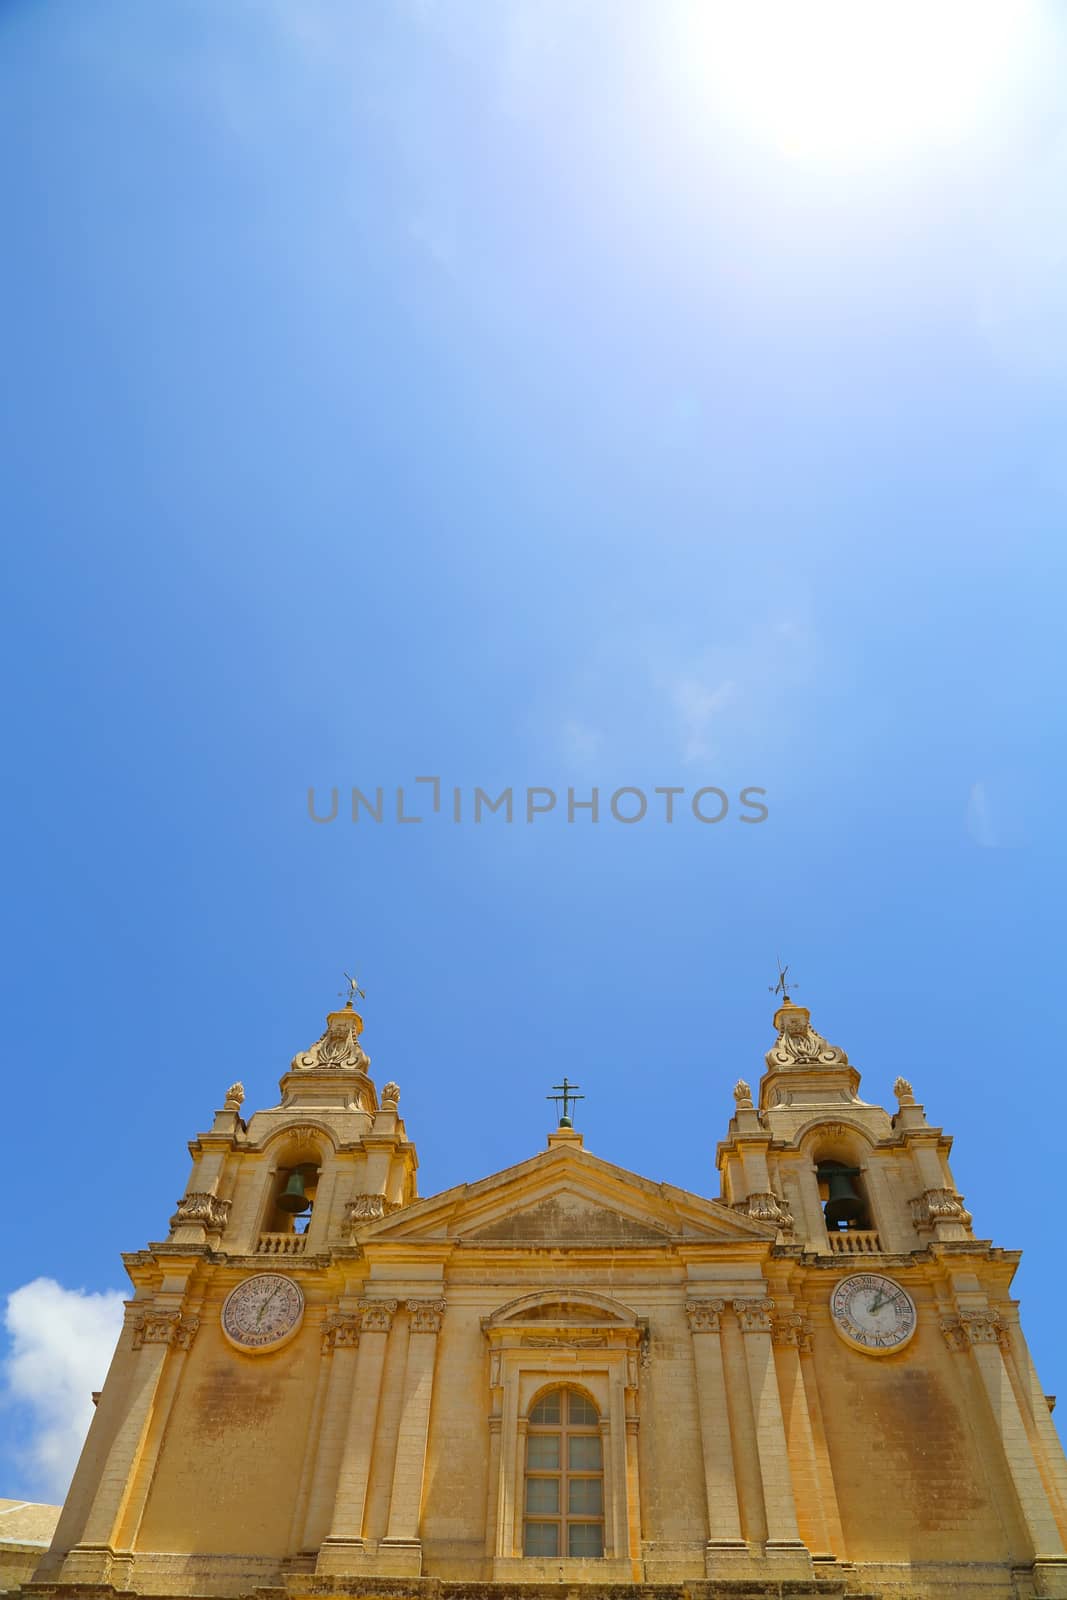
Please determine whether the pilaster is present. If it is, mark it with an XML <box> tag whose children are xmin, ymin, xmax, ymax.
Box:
<box><xmin>942</xmin><ymin>1306</ymin><xmax>1066</xmax><ymax>1574</ymax></box>
<box><xmin>684</xmin><ymin>1299</ymin><xmax>746</xmax><ymax>1567</ymax></box>
<box><xmin>316</xmin><ymin>1300</ymin><xmax>399</xmax><ymax>1570</ymax></box>
<box><xmin>732</xmin><ymin>1297</ymin><xmax>810</xmax><ymax>1573</ymax></box>
<box><xmin>378</xmin><ymin>1298</ymin><xmax>446</xmax><ymax>1573</ymax></box>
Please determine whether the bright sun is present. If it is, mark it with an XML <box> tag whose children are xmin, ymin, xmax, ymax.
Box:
<box><xmin>673</xmin><ymin>0</ymin><xmax>1039</xmax><ymax>164</ymax></box>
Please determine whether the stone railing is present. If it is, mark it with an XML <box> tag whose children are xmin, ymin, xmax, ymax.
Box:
<box><xmin>255</xmin><ymin>1232</ymin><xmax>307</xmax><ymax>1256</ymax></box>
<box><xmin>828</xmin><ymin>1229</ymin><xmax>881</xmax><ymax>1255</ymax></box>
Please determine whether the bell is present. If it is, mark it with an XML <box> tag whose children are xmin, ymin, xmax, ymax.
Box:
<box><xmin>277</xmin><ymin>1169</ymin><xmax>311</xmax><ymax>1215</ymax></box>
<box><xmin>818</xmin><ymin>1164</ymin><xmax>865</xmax><ymax>1229</ymax></box>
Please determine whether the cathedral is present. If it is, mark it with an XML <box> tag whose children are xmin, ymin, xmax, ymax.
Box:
<box><xmin>9</xmin><ymin>986</ymin><xmax>1067</xmax><ymax>1600</ymax></box>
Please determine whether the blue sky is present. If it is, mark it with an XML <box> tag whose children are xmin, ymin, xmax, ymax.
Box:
<box><xmin>2</xmin><ymin>0</ymin><xmax>1066</xmax><ymax>1501</ymax></box>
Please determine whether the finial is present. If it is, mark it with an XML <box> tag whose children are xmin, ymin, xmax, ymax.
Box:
<box><xmin>339</xmin><ymin>970</ymin><xmax>366</xmax><ymax>1009</ymax></box>
<box><xmin>733</xmin><ymin>1078</ymin><xmax>753</xmax><ymax>1108</ymax></box>
<box><xmin>224</xmin><ymin>1081</ymin><xmax>245</xmax><ymax>1109</ymax></box>
<box><xmin>547</xmin><ymin>1076</ymin><xmax>584</xmax><ymax>1129</ymax></box>
<box><xmin>893</xmin><ymin>1076</ymin><xmax>915</xmax><ymax>1105</ymax></box>
<box><xmin>769</xmin><ymin>957</ymin><xmax>795</xmax><ymax>1005</ymax></box>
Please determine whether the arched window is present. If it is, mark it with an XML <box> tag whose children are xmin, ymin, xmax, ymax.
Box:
<box><xmin>523</xmin><ymin>1388</ymin><xmax>604</xmax><ymax>1558</ymax></box>
<box><xmin>266</xmin><ymin>1163</ymin><xmax>320</xmax><ymax>1235</ymax></box>
<box><xmin>815</xmin><ymin>1157</ymin><xmax>872</xmax><ymax>1233</ymax></box>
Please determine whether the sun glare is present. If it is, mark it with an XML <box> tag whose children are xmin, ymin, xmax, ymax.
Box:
<box><xmin>673</xmin><ymin>0</ymin><xmax>1039</xmax><ymax>164</ymax></box>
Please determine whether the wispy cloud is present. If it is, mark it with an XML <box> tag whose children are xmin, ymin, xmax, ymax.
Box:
<box><xmin>2</xmin><ymin>1280</ymin><xmax>125</xmax><ymax>1503</ymax></box>
<box><xmin>670</xmin><ymin>675</ymin><xmax>736</xmax><ymax>763</ymax></box>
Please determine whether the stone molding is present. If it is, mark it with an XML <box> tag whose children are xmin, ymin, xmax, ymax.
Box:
<box><xmin>344</xmin><ymin>1193</ymin><xmax>401</xmax><ymax>1230</ymax></box>
<box><xmin>941</xmin><ymin>1309</ymin><xmax>1006</xmax><ymax>1351</ymax></box>
<box><xmin>169</xmin><ymin>1192</ymin><xmax>231</xmax><ymax>1233</ymax></box>
<box><xmin>685</xmin><ymin>1299</ymin><xmax>726</xmax><ymax>1333</ymax></box>
<box><xmin>130</xmin><ymin>1309</ymin><xmax>199</xmax><ymax>1351</ymax></box>
<box><xmin>733</xmin><ymin>1297</ymin><xmax>775</xmax><ymax>1334</ymax></box>
<box><xmin>736</xmin><ymin>1191</ymin><xmax>795</xmax><ymax>1230</ymax></box>
<box><xmin>911</xmin><ymin>1187</ymin><xmax>973</xmax><ymax>1228</ymax></box>
<box><xmin>771</xmin><ymin>1312</ymin><xmax>813</xmax><ymax>1352</ymax></box>
<box><xmin>356</xmin><ymin>1297</ymin><xmax>399</xmax><ymax>1333</ymax></box>
<box><xmin>521</xmin><ymin>1334</ymin><xmax>607</xmax><ymax>1349</ymax></box>
<box><xmin>321</xmin><ymin>1313</ymin><xmax>361</xmax><ymax>1353</ymax></box>
<box><xmin>407</xmin><ymin>1298</ymin><xmax>447</xmax><ymax>1333</ymax></box>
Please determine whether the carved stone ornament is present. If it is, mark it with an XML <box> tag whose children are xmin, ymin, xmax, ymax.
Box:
<box><xmin>893</xmin><ymin>1076</ymin><xmax>915</xmax><ymax>1104</ymax></box>
<box><xmin>741</xmin><ymin>1191</ymin><xmax>795</xmax><ymax>1230</ymax></box>
<box><xmin>343</xmin><ymin>1194</ymin><xmax>401</xmax><ymax>1237</ymax></box>
<box><xmin>407</xmin><ymin>1298</ymin><xmax>447</xmax><ymax>1334</ymax></box>
<box><xmin>733</xmin><ymin>1297</ymin><xmax>775</xmax><ymax>1334</ymax></box>
<box><xmin>322</xmin><ymin>1313</ymin><xmax>361</xmax><ymax>1353</ymax></box>
<box><xmin>289</xmin><ymin>1126</ymin><xmax>323</xmax><ymax>1151</ymax></box>
<box><xmin>169</xmin><ymin>1192</ymin><xmax>231</xmax><ymax>1233</ymax></box>
<box><xmin>382</xmin><ymin>1081</ymin><xmax>401</xmax><ymax>1105</ymax></box>
<box><xmin>292</xmin><ymin>1007</ymin><xmax>370</xmax><ymax>1073</ymax></box>
<box><xmin>941</xmin><ymin>1309</ymin><xmax>1005</xmax><ymax>1350</ymax></box>
<box><xmin>772</xmin><ymin>1312</ymin><xmax>813</xmax><ymax>1352</ymax></box>
<box><xmin>960</xmin><ymin>1308</ymin><xmax>1005</xmax><ymax>1346</ymax></box>
<box><xmin>522</xmin><ymin>1335</ymin><xmax>607</xmax><ymax>1349</ymax></box>
<box><xmin>766</xmin><ymin>1001</ymin><xmax>849</xmax><ymax>1069</ymax></box>
<box><xmin>733</xmin><ymin>1079</ymin><xmax>753</xmax><ymax>1107</ymax></box>
<box><xmin>131</xmin><ymin>1309</ymin><xmax>199</xmax><ymax>1351</ymax></box>
<box><xmin>686</xmin><ymin>1299</ymin><xmax>726</xmax><ymax>1333</ymax></box>
<box><xmin>911</xmin><ymin>1188</ymin><xmax>973</xmax><ymax>1229</ymax></box>
<box><xmin>224</xmin><ymin>1082</ymin><xmax>245</xmax><ymax>1108</ymax></box>
<box><xmin>357</xmin><ymin>1298</ymin><xmax>398</xmax><ymax>1333</ymax></box>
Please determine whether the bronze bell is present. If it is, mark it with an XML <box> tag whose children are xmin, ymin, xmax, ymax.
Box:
<box><xmin>817</xmin><ymin>1163</ymin><xmax>865</xmax><ymax>1229</ymax></box>
<box><xmin>277</xmin><ymin>1169</ymin><xmax>311</xmax><ymax>1214</ymax></box>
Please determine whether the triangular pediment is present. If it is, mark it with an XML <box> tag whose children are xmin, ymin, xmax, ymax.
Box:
<box><xmin>354</xmin><ymin>1141</ymin><xmax>776</xmax><ymax>1248</ymax></box>
<box><xmin>466</xmin><ymin>1191</ymin><xmax>672</xmax><ymax>1245</ymax></box>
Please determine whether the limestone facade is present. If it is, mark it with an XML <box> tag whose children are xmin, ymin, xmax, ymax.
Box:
<box><xmin>19</xmin><ymin>995</ymin><xmax>1067</xmax><ymax>1600</ymax></box>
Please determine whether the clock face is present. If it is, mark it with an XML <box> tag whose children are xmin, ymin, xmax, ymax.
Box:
<box><xmin>830</xmin><ymin>1273</ymin><xmax>916</xmax><ymax>1355</ymax></box>
<box><xmin>221</xmin><ymin>1274</ymin><xmax>304</xmax><ymax>1354</ymax></box>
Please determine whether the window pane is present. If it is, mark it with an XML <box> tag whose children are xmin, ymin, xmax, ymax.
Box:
<box><xmin>530</xmin><ymin>1391</ymin><xmax>562</xmax><ymax>1425</ymax></box>
<box><xmin>525</xmin><ymin>1478</ymin><xmax>560</xmax><ymax>1514</ymax></box>
<box><xmin>568</xmin><ymin>1523</ymin><xmax>604</xmax><ymax>1557</ymax></box>
<box><xmin>527</xmin><ymin>1435</ymin><xmax>560</xmax><ymax>1470</ymax></box>
<box><xmin>568</xmin><ymin>1478</ymin><xmax>603</xmax><ymax>1516</ymax></box>
<box><xmin>568</xmin><ymin>1435</ymin><xmax>602</xmax><ymax>1471</ymax></box>
<box><xmin>567</xmin><ymin>1392</ymin><xmax>598</xmax><ymax>1425</ymax></box>
<box><xmin>524</xmin><ymin>1522</ymin><xmax>559</xmax><ymax>1557</ymax></box>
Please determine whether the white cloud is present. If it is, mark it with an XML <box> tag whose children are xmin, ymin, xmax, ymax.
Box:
<box><xmin>670</xmin><ymin>675</ymin><xmax>736</xmax><ymax>764</ymax></box>
<box><xmin>2</xmin><ymin>1279</ymin><xmax>125</xmax><ymax>1503</ymax></box>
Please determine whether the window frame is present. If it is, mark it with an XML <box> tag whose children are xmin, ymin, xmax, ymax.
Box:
<box><xmin>482</xmin><ymin>1292</ymin><xmax>645</xmax><ymax>1576</ymax></box>
<box><xmin>523</xmin><ymin>1387</ymin><xmax>605</xmax><ymax>1558</ymax></box>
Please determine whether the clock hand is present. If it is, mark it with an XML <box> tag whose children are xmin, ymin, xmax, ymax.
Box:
<box><xmin>256</xmin><ymin>1286</ymin><xmax>281</xmax><ymax>1325</ymax></box>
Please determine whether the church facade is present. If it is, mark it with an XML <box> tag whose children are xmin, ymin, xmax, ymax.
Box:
<box><xmin>21</xmin><ymin>992</ymin><xmax>1067</xmax><ymax>1600</ymax></box>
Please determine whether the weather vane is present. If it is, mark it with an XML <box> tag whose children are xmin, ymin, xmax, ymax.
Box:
<box><xmin>547</xmin><ymin>1076</ymin><xmax>584</xmax><ymax>1128</ymax></box>
<box><xmin>769</xmin><ymin>957</ymin><xmax>795</xmax><ymax>1004</ymax></box>
<box><xmin>340</xmin><ymin>971</ymin><xmax>366</xmax><ymax>1006</ymax></box>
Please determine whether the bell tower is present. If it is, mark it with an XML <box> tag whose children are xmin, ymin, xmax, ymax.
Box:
<box><xmin>36</xmin><ymin>991</ymin><xmax>419</xmax><ymax>1590</ymax></box>
<box><xmin>716</xmin><ymin>991</ymin><xmax>973</xmax><ymax>1255</ymax></box>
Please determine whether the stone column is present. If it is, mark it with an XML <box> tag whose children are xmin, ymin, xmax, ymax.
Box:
<box><xmin>58</xmin><ymin>1309</ymin><xmax>199</xmax><ymax>1585</ymax></box>
<box><xmin>380</xmin><ymin>1298</ymin><xmax>446</xmax><ymax>1571</ymax></box>
<box><xmin>319</xmin><ymin>1299</ymin><xmax>403</xmax><ymax>1561</ymax></box>
<box><xmin>943</xmin><ymin>1310</ymin><xmax>1066</xmax><ymax>1571</ymax></box>
<box><xmin>732</xmin><ymin>1298</ymin><xmax>808</xmax><ymax>1566</ymax></box>
<box><xmin>685</xmin><ymin>1300</ymin><xmax>745</xmax><ymax>1553</ymax></box>
<box><xmin>301</xmin><ymin>1314</ymin><xmax>364</xmax><ymax>1554</ymax></box>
